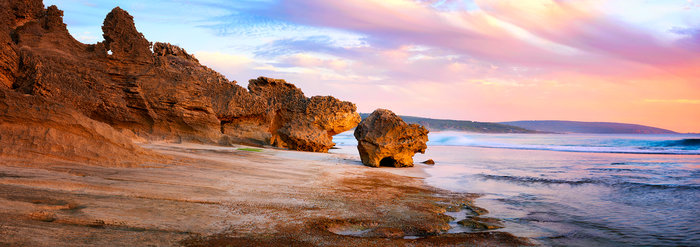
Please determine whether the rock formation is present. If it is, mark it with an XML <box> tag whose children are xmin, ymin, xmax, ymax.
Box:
<box><xmin>354</xmin><ymin>109</ymin><xmax>429</xmax><ymax>167</ymax></box>
<box><xmin>0</xmin><ymin>0</ymin><xmax>360</xmax><ymax>160</ymax></box>
<box><xmin>0</xmin><ymin>89</ymin><xmax>162</xmax><ymax>166</ymax></box>
<box><xmin>215</xmin><ymin>77</ymin><xmax>360</xmax><ymax>152</ymax></box>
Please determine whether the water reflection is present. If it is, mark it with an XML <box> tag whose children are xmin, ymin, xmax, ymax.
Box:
<box><xmin>415</xmin><ymin>146</ymin><xmax>700</xmax><ymax>246</ymax></box>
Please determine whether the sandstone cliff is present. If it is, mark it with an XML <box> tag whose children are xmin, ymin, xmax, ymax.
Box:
<box><xmin>0</xmin><ymin>89</ymin><xmax>163</xmax><ymax>166</ymax></box>
<box><xmin>0</xmin><ymin>0</ymin><xmax>360</xmax><ymax>161</ymax></box>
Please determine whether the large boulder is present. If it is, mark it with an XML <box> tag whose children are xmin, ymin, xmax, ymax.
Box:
<box><xmin>354</xmin><ymin>109</ymin><xmax>429</xmax><ymax>167</ymax></box>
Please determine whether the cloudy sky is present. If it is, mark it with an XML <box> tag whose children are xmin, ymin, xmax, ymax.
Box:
<box><xmin>46</xmin><ymin>0</ymin><xmax>700</xmax><ymax>132</ymax></box>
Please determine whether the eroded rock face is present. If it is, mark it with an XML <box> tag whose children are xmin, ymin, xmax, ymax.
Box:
<box><xmin>354</xmin><ymin>109</ymin><xmax>429</xmax><ymax>167</ymax></box>
<box><xmin>0</xmin><ymin>1</ymin><xmax>359</xmax><ymax>154</ymax></box>
<box><xmin>0</xmin><ymin>89</ymin><xmax>161</xmax><ymax>166</ymax></box>
<box><xmin>214</xmin><ymin>77</ymin><xmax>360</xmax><ymax>152</ymax></box>
<box><xmin>101</xmin><ymin>7</ymin><xmax>152</xmax><ymax>62</ymax></box>
<box><xmin>0</xmin><ymin>0</ymin><xmax>45</xmax><ymax>88</ymax></box>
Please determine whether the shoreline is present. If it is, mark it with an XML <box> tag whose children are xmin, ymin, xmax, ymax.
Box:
<box><xmin>0</xmin><ymin>142</ymin><xmax>531</xmax><ymax>246</ymax></box>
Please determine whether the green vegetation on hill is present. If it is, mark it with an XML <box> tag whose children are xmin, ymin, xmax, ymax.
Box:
<box><xmin>359</xmin><ymin>113</ymin><xmax>536</xmax><ymax>133</ymax></box>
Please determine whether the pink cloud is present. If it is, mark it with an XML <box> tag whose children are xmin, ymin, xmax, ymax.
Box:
<box><xmin>195</xmin><ymin>0</ymin><xmax>700</xmax><ymax>132</ymax></box>
<box><xmin>475</xmin><ymin>0</ymin><xmax>700</xmax><ymax>75</ymax></box>
<box><xmin>266</xmin><ymin>0</ymin><xmax>698</xmax><ymax>78</ymax></box>
<box><xmin>272</xmin><ymin>0</ymin><xmax>563</xmax><ymax>64</ymax></box>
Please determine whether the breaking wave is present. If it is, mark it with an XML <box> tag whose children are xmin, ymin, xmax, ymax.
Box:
<box><xmin>333</xmin><ymin>131</ymin><xmax>700</xmax><ymax>155</ymax></box>
<box><xmin>426</xmin><ymin>132</ymin><xmax>700</xmax><ymax>155</ymax></box>
<box><xmin>477</xmin><ymin>174</ymin><xmax>700</xmax><ymax>190</ymax></box>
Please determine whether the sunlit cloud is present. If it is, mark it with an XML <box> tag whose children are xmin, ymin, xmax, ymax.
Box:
<box><xmin>644</xmin><ymin>99</ymin><xmax>700</xmax><ymax>104</ymax></box>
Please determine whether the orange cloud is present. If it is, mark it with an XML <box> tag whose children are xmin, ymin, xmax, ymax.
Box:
<box><xmin>194</xmin><ymin>0</ymin><xmax>700</xmax><ymax>132</ymax></box>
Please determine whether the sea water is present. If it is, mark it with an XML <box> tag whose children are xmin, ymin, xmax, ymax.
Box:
<box><xmin>332</xmin><ymin>132</ymin><xmax>700</xmax><ymax>246</ymax></box>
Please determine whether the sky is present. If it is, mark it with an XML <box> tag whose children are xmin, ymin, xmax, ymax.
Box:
<box><xmin>45</xmin><ymin>0</ymin><xmax>700</xmax><ymax>133</ymax></box>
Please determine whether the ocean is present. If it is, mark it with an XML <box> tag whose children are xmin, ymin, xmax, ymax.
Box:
<box><xmin>332</xmin><ymin>132</ymin><xmax>700</xmax><ymax>246</ymax></box>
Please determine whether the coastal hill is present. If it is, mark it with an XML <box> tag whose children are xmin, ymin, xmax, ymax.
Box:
<box><xmin>360</xmin><ymin>113</ymin><xmax>536</xmax><ymax>133</ymax></box>
<box><xmin>500</xmin><ymin>120</ymin><xmax>677</xmax><ymax>134</ymax></box>
<box><xmin>358</xmin><ymin>114</ymin><xmax>678</xmax><ymax>134</ymax></box>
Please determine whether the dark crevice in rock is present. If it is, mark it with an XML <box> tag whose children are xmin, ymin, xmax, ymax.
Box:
<box><xmin>379</xmin><ymin>157</ymin><xmax>398</xmax><ymax>167</ymax></box>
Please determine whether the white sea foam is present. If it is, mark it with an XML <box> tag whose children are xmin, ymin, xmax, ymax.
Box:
<box><xmin>334</xmin><ymin>131</ymin><xmax>700</xmax><ymax>155</ymax></box>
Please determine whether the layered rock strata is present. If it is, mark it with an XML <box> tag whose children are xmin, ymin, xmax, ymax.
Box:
<box><xmin>0</xmin><ymin>89</ymin><xmax>162</xmax><ymax>166</ymax></box>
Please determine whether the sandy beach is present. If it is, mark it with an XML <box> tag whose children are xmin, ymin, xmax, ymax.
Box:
<box><xmin>0</xmin><ymin>143</ymin><xmax>529</xmax><ymax>246</ymax></box>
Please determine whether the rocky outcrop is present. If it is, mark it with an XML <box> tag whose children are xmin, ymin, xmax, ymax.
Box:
<box><xmin>101</xmin><ymin>7</ymin><xmax>152</xmax><ymax>62</ymax></box>
<box><xmin>0</xmin><ymin>0</ymin><xmax>45</xmax><ymax>88</ymax></box>
<box><xmin>213</xmin><ymin>77</ymin><xmax>360</xmax><ymax>152</ymax></box>
<box><xmin>0</xmin><ymin>89</ymin><xmax>161</xmax><ymax>166</ymax></box>
<box><xmin>354</xmin><ymin>109</ymin><xmax>429</xmax><ymax>167</ymax></box>
<box><xmin>153</xmin><ymin>42</ymin><xmax>197</xmax><ymax>61</ymax></box>
<box><xmin>0</xmin><ymin>1</ymin><xmax>360</xmax><ymax>155</ymax></box>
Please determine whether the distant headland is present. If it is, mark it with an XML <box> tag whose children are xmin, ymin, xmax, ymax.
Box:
<box><xmin>364</xmin><ymin>114</ymin><xmax>679</xmax><ymax>134</ymax></box>
<box><xmin>500</xmin><ymin>120</ymin><xmax>677</xmax><ymax>134</ymax></box>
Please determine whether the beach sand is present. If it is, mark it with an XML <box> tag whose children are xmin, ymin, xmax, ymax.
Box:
<box><xmin>0</xmin><ymin>143</ymin><xmax>530</xmax><ymax>246</ymax></box>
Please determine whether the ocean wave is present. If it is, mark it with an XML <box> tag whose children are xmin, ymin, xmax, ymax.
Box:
<box><xmin>477</xmin><ymin>174</ymin><xmax>699</xmax><ymax>190</ymax></box>
<box><xmin>424</xmin><ymin>132</ymin><xmax>700</xmax><ymax>155</ymax></box>
<box><xmin>478</xmin><ymin>174</ymin><xmax>600</xmax><ymax>185</ymax></box>
<box><xmin>616</xmin><ymin>182</ymin><xmax>700</xmax><ymax>191</ymax></box>
<box><xmin>427</xmin><ymin>133</ymin><xmax>477</xmax><ymax>146</ymax></box>
<box><xmin>659</xmin><ymin>138</ymin><xmax>700</xmax><ymax>147</ymax></box>
<box><xmin>334</xmin><ymin>131</ymin><xmax>700</xmax><ymax>155</ymax></box>
<box><xmin>467</xmin><ymin>144</ymin><xmax>700</xmax><ymax>155</ymax></box>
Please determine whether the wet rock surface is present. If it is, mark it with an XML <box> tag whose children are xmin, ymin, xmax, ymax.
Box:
<box><xmin>354</xmin><ymin>109</ymin><xmax>429</xmax><ymax>167</ymax></box>
<box><xmin>0</xmin><ymin>0</ymin><xmax>360</xmax><ymax>158</ymax></box>
<box><xmin>457</xmin><ymin>217</ymin><xmax>505</xmax><ymax>230</ymax></box>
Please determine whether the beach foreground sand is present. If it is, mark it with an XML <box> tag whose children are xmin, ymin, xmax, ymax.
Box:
<box><xmin>0</xmin><ymin>143</ymin><xmax>530</xmax><ymax>246</ymax></box>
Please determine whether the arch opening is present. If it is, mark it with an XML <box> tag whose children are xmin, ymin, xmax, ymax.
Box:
<box><xmin>379</xmin><ymin>157</ymin><xmax>397</xmax><ymax>167</ymax></box>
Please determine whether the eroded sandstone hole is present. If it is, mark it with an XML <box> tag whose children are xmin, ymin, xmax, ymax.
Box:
<box><xmin>379</xmin><ymin>157</ymin><xmax>397</xmax><ymax>167</ymax></box>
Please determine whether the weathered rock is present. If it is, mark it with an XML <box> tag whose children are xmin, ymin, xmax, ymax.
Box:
<box><xmin>463</xmin><ymin>204</ymin><xmax>489</xmax><ymax>216</ymax></box>
<box><xmin>457</xmin><ymin>217</ymin><xmax>504</xmax><ymax>230</ymax></box>
<box><xmin>241</xmin><ymin>77</ymin><xmax>360</xmax><ymax>152</ymax></box>
<box><xmin>422</xmin><ymin>159</ymin><xmax>435</xmax><ymax>165</ymax></box>
<box><xmin>273</xmin><ymin>95</ymin><xmax>360</xmax><ymax>152</ymax></box>
<box><xmin>445</xmin><ymin>205</ymin><xmax>462</xmax><ymax>212</ymax></box>
<box><xmin>0</xmin><ymin>89</ymin><xmax>162</xmax><ymax>166</ymax></box>
<box><xmin>354</xmin><ymin>109</ymin><xmax>429</xmax><ymax>167</ymax></box>
<box><xmin>153</xmin><ymin>42</ymin><xmax>198</xmax><ymax>62</ymax></box>
<box><xmin>0</xmin><ymin>1</ymin><xmax>360</xmax><ymax>154</ymax></box>
<box><xmin>28</xmin><ymin>211</ymin><xmax>56</xmax><ymax>222</ymax></box>
<box><xmin>101</xmin><ymin>7</ymin><xmax>152</xmax><ymax>62</ymax></box>
<box><xmin>209</xmin><ymin>76</ymin><xmax>359</xmax><ymax>152</ymax></box>
<box><xmin>306</xmin><ymin>96</ymin><xmax>362</xmax><ymax>136</ymax></box>
<box><xmin>0</xmin><ymin>0</ymin><xmax>44</xmax><ymax>88</ymax></box>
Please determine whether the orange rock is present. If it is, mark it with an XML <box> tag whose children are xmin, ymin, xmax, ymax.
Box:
<box><xmin>354</xmin><ymin>109</ymin><xmax>429</xmax><ymax>167</ymax></box>
<box><xmin>0</xmin><ymin>1</ymin><xmax>360</xmax><ymax>154</ymax></box>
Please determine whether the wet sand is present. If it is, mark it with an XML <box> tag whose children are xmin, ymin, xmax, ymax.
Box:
<box><xmin>0</xmin><ymin>143</ymin><xmax>531</xmax><ymax>246</ymax></box>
